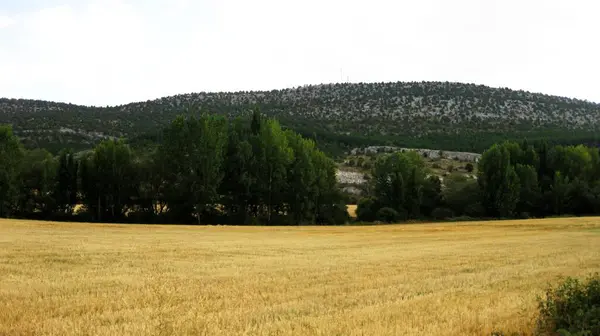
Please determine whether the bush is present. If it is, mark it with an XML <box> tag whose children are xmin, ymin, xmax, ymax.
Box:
<box><xmin>316</xmin><ymin>203</ymin><xmax>350</xmax><ymax>225</ymax></box>
<box><xmin>375</xmin><ymin>207</ymin><xmax>400</xmax><ymax>223</ymax></box>
<box><xmin>464</xmin><ymin>202</ymin><xmax>486</xmax><ymax>217</ymax></box>
<box><xmin>431</xmin><ymin>207</ymin><xmax>454</xmax><ymax>220</ymax></box>
<box><xmin>356</xmin><ymin>197</ymin><xmax>378</xmax><ymax>222</ymax></box>
<box><xmin>536</xmin><ymin>273</ymin><xmax>600</xmax><ymax>336</ymax></box>
<box><xmin>465</xmin><ymin>163</ymin><xmax>474</xmax><ymax>173</ymax></box>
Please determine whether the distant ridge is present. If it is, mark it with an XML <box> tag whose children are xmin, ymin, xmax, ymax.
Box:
<box><xmin>1</xmin><ymin>81</ymin><xmax>599</xmax><ymax>154</ymax></box>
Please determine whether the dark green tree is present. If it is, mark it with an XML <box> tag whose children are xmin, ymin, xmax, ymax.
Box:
<box><xmin>16</xmin><ymin>149</ymin><xmax>57</xmax><ymax>217</ymax></box>
<box><xmin>159</xmin><ymin>115</ymin><xmax>228</xmax><ymax>224</ymax></box>
<box><xmin>478</xmin><ymin>143</ymin><xmax>521</xmax><ymax>217</ymax></box>
<box><xmin>0</xmin><ymin>126</ymin><xmax>23</xmax><ymax>218</ymax></box>
<box><xmin>221</xmin><ymin>118</ymin><xmax>254</xmax><ymax>224</ymax></box>
<box><xmin>55</xmin><ymin>149</ymin><xmax>79</xmax><ymax>215</ymax></box>
<box><xmin>80</xmin><ymin>140</ymin><xmax>138</xmax><ymax>222</ymax></box>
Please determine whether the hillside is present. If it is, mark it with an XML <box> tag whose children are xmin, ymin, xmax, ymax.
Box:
<box><xmin>2</xmin><ymin>81</ymin><xmax>599</xmax><ymax>154</ymax></box>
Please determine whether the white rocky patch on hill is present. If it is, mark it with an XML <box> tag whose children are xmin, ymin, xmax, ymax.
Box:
<box><xmin>350</xmin><ymin>146</ymin><xmax>481</xmax><ymax>162</ymax></box>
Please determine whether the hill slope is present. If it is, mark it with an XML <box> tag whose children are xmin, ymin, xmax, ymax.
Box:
<box><xmin>1</xmin><ymin>81</ymin><xmax>599</xmax><ymax>154</ymax></box>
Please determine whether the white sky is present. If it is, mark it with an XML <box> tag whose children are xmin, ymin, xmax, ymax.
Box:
<box><xmin>1</xmin><ymin>0</ymin><xmax>599</xmax><ymax>106</ymax></box>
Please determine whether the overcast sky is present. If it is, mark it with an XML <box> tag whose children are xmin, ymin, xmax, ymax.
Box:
<box><xmin>1</xmin><ymin>0</ymin><xmax>598</xmax><ymax>106</ymax></box>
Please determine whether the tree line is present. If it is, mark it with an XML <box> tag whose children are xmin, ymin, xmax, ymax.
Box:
<box><xmin>3</xmin><ymin>108</ymin><xmax>600</xmax><ymax>225</ymax></box>
<box><xmin>357</xmin><ymin>140</ymin><xmax>600</xmax><ymax>222</ymax></box>
<box><xmin>0</xmin><ymin>110</ymin><xmax>348</xmax><ymax>225</ymax></box>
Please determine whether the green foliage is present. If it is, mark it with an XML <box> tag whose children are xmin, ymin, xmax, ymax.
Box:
<box><xmin>514</xmin><ymin>164</ymin><xmax>541</xmax><ymax>217</ymax></box>
<box><xmin>478</xmin><ymin>143</ymin><xmax>521</xmax><ymax>217</ymax></box>
<box><xmin>375</xmin><ymin>207</ymin><xmax>400</xmax><ymax>223</ymax></box>
<box><xmin>55</xmin><ymin>150</ymin><xmax>78</xmax><ymax>215</ymax></box>
<box><xmin>536</xmin><ymin>274</ymin><xmax>600</xmax><ymax>336</ymax></box>
<box><xmin>356</xmin><ymin>197</ymin><xmax>378</xmax><ymax>222</ymax></box>
<box><xmin>3</xmin><ymin>100</ymin><xmax>600</xmax><ymax>225</ymax></box>
<box><xmin>443</xmin><ymin>175</ymin><xmax>481</xmax><ymax>217</ymax></box>
<box><xmin>80</xmin><ymin>139</ymin><xmax>138</xmax><ymax>222</ymax></box>
<box><xmin>159</xmin><ymin>115</ymin><xmax>228</xmax><ymax>223</ymax></box>
<box><xmin>371</xmin><ymin>151</ymin><xmax>428</xmax><ymax>217</ymax></box>
<box><xmin>0</xmin><ymin>125</ymin><xmax>23</xmax><ymax>217</ymax></box>
<box><xmin>256</xmin><ymin>119</ymin><xmax>294</xmax><ymax>224</ymax></box>
<box><xmin>420</xmin><ymin>176</ymin><xmax>443</xmax><ymax>216</ymax></box>
<box><xmin>16</xmin><ymin>149</ymin><xmax>57</xmax><ymax>217</ymax></box>
<box><xmin>4</xmin><ymin>81</ymin><xmax>600</xmax><ymax>158</ymax></box>
<box><xmin>431</xmin><ymin>207</ymin><xmax>454</xmax><ymax>220</ymax></box>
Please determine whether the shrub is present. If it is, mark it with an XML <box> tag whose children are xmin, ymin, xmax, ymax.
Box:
<box><xmin>316</xmin><ymin>203</ymin><xmax>350</xmax><ymax>225</ymax></box>
<box><xmin>356</xmin><ymin>197</ymin><xmax>378</xmax><ymax>222</ymax></box>
<box><xmin>432</xmin><ymin>163</ymin><xmax>441</xmax><ymax>169</ymax></box>
<box><xmin>465</xmin><ymin>163</ymin><xmax>474</xmax><ymax>173</ymax></box>
<box><xmin>536</xmin><ymin>273</ymin><xmax>600</xmax><ymax>336</ymax></box>
<box><xmin>431</xmin><ymin>207</ymin><xmax>454</xmax><ymax>220</ymax></box>
<box><xmin>464</xmin><ymin>202</ymin><xmax>486</xmax><ymax>217</ymax></box>
<box><xmin>376</xmin><ymin>207</ymin><xmax>400</xmax><ymax>223</ymax></box>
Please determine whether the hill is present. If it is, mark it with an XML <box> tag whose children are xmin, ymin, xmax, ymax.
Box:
<box><xmin>2</xmin><ymin>81</ymin><xmax>599</xmax><ymax>154</ymax></box>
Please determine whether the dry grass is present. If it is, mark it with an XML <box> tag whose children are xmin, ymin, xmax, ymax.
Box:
<box><xmin>1</xmin><ymin>218</ymin><xmax>599</xmax><ymax>336</ymax></box>
<box><xmin>347</xmin><ymin>204</ymin><xmax>357</xmax><ymax>218</ymax></box>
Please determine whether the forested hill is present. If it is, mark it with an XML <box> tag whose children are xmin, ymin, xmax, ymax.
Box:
<box><xmin>2</xmin><ymin>81</ymin><xmax>600</xmax><ymax>154</ymax></box>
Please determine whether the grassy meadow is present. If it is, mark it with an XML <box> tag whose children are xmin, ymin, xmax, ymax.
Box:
<box><xmin>0</xmin><ymin>218</ymin><xmax>599</xmax><ymax>335</ymax></box>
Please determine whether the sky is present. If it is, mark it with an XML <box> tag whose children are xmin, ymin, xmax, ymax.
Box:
<box><xmin>0</xmin><ymin>0</ymin><xmax>599</xmax><ymax>106</ymax></box>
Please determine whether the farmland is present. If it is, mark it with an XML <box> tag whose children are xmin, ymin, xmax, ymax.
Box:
<box><xmin>1</xmin><ymin>218</ymin><xmax>599</xmax><ymax>335</ymax></box>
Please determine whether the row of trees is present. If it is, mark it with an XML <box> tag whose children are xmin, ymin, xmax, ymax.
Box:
<box><xmin>0</xmin><ymin>110</ymin><xmax>348</xmax><ymax>225</ymax></box>
<box><xmin>357</xmin><ymin>140</ymin><xmax>600</xmax><ymax>222</ymax></box>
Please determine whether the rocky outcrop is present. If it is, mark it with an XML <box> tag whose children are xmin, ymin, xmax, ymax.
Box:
<box><xmin>350</xmin><ymin>147</ymin><xmax>481</xmax><ymax>162</ymax></box>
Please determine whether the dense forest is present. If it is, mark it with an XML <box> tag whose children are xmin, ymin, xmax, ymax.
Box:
<box><xmin>356</xmin><ymin>140</ymin><xmax>600</xmax><ymax>222</ymax></box>
<box><xmin>2</xmin><ymin>81</ymin><xmax>599</xmax><ymax>156</ymax></box>
<box><xmin>0</xmin><ymin>110</ymin><xmax>347</xmax><ymax>225</ymax></box>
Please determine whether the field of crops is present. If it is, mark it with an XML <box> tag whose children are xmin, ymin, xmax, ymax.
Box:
<box><xmin>1</xmin><ymin>218</ymin><xmax>599</xmax><ymax>335</ymax></box>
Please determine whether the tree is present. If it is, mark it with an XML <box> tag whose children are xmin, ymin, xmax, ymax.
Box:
<box><xmin>254</xmin><ymin>119</ymin><xmax>293</xmax><ymax>224</ymax></box>
<box><xmin>0</xmin><ymin>126</ymin><xmax>23</xmax><ymax>218</ymax></box>
<box><xmin>55</xmin><ymin>149</ymin><xmax>79</xmax><ymax>215</ymax></box>
<box><xmin>16</xmin><ymin>149</ymin><xmax>57</xmax><ymax>217</ymax></box>
<box><xmin>80</xmin><ymin>140</ymin><xmax>138</xmax><ymax>222</ymax></box>
<box><xmin>514</xmin><ymin>164</ymin><xmax>540</xmax><ymax>217</ymax></box>
<box><xmin>311</xmin><ymin>150</ymin><xmax>347</xmax><ymax>225</ymax></box>
<box><xmin>371</xmin><ymin>151</ymin><xmax>426</xmax><ymax>218</ymax></box>
<box><xmin>159</xmin><ymin>115</ymin><xmax>227</xmax><ymax>224</ymax></box>
<box><xmin>356</xmin><ymin>197</ymin><xmax>378</xmax><ymax>221</ymax></box>
<box><xmin>221</xmin><ymin>118</ymin><xmax>254</xmax><ymax>224</ymax></box>
<box><xmin>421</xmin><ymin>175</ymin><xmax>442</xmax><ymax>216</ymax></box>
<box><xmin>478</xmin><ymin>143</ymin><xmax>521</xmax><ymax>217</ymax></box>
<box><xmin>285</xmin><ymin>132</ymin><xmax>317</xmax><ymax>224</ymax></box>
<box><xmin>406</xmin><ymin>167</ymin><xmax>423</xmax><ymax>218</ymax></box>
<box><xmin>250</xmin><ymin>107</ymin><xmax>262</xmax><ymax>136</ymax></box>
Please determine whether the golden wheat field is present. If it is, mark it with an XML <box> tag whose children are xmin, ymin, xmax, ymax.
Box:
<box><xmin>1</xmin><ymin>218</ymin><xmax>599</xmax><ymax>336</ymax></box>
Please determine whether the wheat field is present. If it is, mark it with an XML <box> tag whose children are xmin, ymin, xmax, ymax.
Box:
<box><xmin>0</xmin><ymin>218</ymin><xmax>599</xmax><ymax>336</ymax></box>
